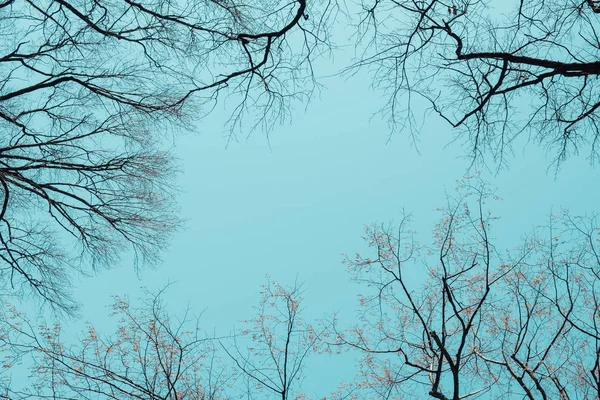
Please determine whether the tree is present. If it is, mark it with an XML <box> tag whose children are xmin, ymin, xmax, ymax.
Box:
<box><xmin>0</xmin><ymin>281</ymin><xmax>320</xmax><ymax>399</ymax></box>
<box><xmin>222</xmin><ymin>279</ymin><xmax>321</xmax><ymax>400</ymax></box>
<box><xmin>0</xmin><ymin>0</ymin><xmax>334</xmax><ymax>311</ymax></box>
<box><xmin>3</xmin><ymin>179</ymin><xmax>600</xmax><ymax>400</ymax></box>
<box><xmin>330</xmin><ymin>177</ymin><xmax>600</xmax><ymax>399</ymax></box>
<box><xmin>0</xmin><ymin>290</ymin><xmax>229</xmax><ymax>399</ymax></box>
<box><xmin>350</xmin><ymin>0</ymin><xmax>600</xmax><ymax>168</ymax></box>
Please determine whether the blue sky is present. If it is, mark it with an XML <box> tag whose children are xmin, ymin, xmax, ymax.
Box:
<box><xmin>59</xmin><ymin>55</ymin><xmax>600</xmax><ymax>397</ymax></box>
<box><xmin>2</xmin><ymin>2</ymin><xmax>598</xmax><ymax>398</ymax></box>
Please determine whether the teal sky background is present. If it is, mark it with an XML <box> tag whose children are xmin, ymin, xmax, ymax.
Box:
<box><xmin>54</xmin><ymin>47</ymin><xmax>600</xmax><ymax>397</ymax></box>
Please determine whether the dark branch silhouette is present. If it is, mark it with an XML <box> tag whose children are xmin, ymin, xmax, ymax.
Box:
<box><xmin>350</xmin><ymin>0</ymin><xmax>600</xmax><ymax>169</ymax></box>
<box><xmin>0</xmin><ymin>0</ymin><xmax>335</xmax><ymax>312</ymax></box>
<box><xmin>328</xmin><ymin>177</ymin><xmax>600</xmax><ymax>399</ymax></box>
<box><xmin>0</xmin><ymin>282</ymin><xmax>321</xmax><ymax>399</ymax></box>
<box><xmin>0</xmin><ymin>290</ymin><xmax>229</xmax><ymax>399</ymax></box>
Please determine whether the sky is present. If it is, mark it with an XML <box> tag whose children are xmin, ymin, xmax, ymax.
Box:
<box><xmin>56</xmin><ymin>49</ymin><xmax>600</xmax><ymax>397</ymax></box>
<box><xmin>7</xmin><ymin>8</ymin><xmax>599</xmax><ymax>396</ymax></box>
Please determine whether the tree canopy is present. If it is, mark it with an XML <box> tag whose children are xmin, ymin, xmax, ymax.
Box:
<box><xmin>0</xmin><ymin>1</ymin><xmax>599</xmax><ymax>399</ymax></box>
<box><xmin>350</xmin><ymin>0</ymin><xmax>600</xmax><ymax>168</ymax></box>
<box><xmin>331</xmin><ymin>178</ymin><xmax>600</xmax><ymax>399</ymax></box>
<box><xmin>2</xmin><ymin>0</ymin><xmax>599</xmax><ymax>310</ymax></box>
<box><xmin>0</xmin><ymin>0</ymin><xmax>334</xmax><ymax>311</ymax></box>
<box><xmin>1</xmin><ymin>179</ymin><xmax>599</xmax><ymax>399</ymax></box>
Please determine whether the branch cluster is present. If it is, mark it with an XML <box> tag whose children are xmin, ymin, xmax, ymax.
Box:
<box><xmin>0</xmin><ymin>0</ymin><xmax>335</xmax><ymax>311</ymax></box>
<box><xmin>352</xmin><ymin>0</ymin><xmax>600</xmax><ymax>168</ymax></box>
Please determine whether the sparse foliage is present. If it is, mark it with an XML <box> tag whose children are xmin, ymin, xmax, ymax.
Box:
<box><xmin>0</xmin><ymin>291</ymin><xmax>228</xmax><ymax>399</ymax></box>
<box><xmin>2</xmin><ymin>180</ymin><xmax>600</xmax><ymax>400</ymax></box>
<box><xmin>329</xmin><ymin>177</ymin><xmax>600</xmax><ymax>399</ymax></box>
<box><xmin>222</xmin><ymin>280</ymin><xmax>321</xmax><ymax>400</ymax></box>
<box><xmin>0</xmin><ymin>281</ymin><xmax>321</xmax><ymax>399</ymax></box>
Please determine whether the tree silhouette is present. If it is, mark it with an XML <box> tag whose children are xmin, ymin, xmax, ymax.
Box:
<box><xmin>222</xmin><ymin>280</ymin><xmax>321</xmax><ymax>400</ymax></box>
<box><xmin>0</xmin><ymin>291</ymin><xmax>229</xmax><ymax>399</ymax></box>
<box><xmin>0</xmin><ymin>0</ymin><xmax>334</xmax><ymax>311</ymax></box>
<box><xmin>330</xmin><ymin>177</ymin><xmax>600</xmax><ymax>399</ymax></box>
<box><xmin>0</xmin><ymin>281</ymin><xmax>320</xmax><ymax>399</ymax></box>
<box><xmin>350</xmin><ymin>0</ymin><xmax>600</xmax><ymax>169</ymax></box>
<box><xmin>2</xmin><ymin>178</ymin><xmax>599</xmax><ymax>399</ymax></box>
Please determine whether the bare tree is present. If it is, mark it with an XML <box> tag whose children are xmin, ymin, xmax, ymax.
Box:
<box><xmin>350</xmin><ymin>0</ymin><xmax>600</xmax><ymax>169</ymax></box>
<box><xmin>0</xmin><ymin>280</ymin><xmax>323</xmax><ymax>399</ymax></box>
<box><xmin>0</xmin><ymin>0</ymin><xmax>335</xmax><ymax>311</ymax></box>
<box><xmin>329</xmin><ymin>177</ymin><xmax>600</xmax><ymax>399</ymax></box>
<box><xmin>222</xmin><ymin>280</ymin><xmax>321</xmax><ymax>400</ymax></box>
<box><xmin>0</xmin><ymin>290</ymin><xmax>230</xmax><ymax>399</ymax></box>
